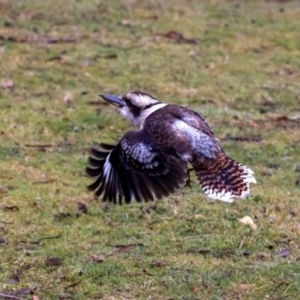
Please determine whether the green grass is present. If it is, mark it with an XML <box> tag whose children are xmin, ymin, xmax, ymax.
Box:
<box><xmin>1</xmin><ymin>0</ymin><xmax>300</xmax><ymax>299</ymax></box>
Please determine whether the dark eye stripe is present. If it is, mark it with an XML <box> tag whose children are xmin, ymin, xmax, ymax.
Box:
<box><xmin>124</xmin><ymin>99</ymin><xmax>140</xmax><ymax>117</ymax></box>
<box><xmin>130</xmin><ymin>105</ymin><xmax>141</xmax><ymax>117</ymax></box>
<box><xmin>125</xmin><ymin>99</ymin><xmax>134</xmax><ymax>107</ymax></box>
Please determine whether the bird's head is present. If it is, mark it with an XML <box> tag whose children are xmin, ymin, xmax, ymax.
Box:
<box><xmin>100</xmin><ymin>91</ymin><xmax>165</xmax><ymax>127</ymax></box>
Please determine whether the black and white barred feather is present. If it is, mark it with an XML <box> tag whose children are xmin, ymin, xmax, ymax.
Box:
<box><xmin>86</xmin><ymin>138</ymin><xmax>188</xmax><ymax>204</ymax></box>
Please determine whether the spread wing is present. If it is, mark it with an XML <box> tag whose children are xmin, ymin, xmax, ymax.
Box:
<box><xmin>86</xmin><ymin>129</ymin><xmax>188</xmax><ymax>204</ymax></box>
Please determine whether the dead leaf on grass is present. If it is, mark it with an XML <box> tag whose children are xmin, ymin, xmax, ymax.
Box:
<box><xmin>239</xmin><ymin>216</ymin><xmax>257</xmax><ymax>230</ymax></box>
<box><xmin>45</xmin><ymin>257</ymin><xmax>63</xmax><ymax>267</ymax></box>
<box><xmin>106</xmin><ymin>245</ymin><xmax>135</xmax><ymax>257</ymax></box>
<box><xmin>5</xmin><ymin>274</ymin><xmax>20</xmax><ymax>284</ymax></box>
<box><xmin>256</xmin><ymin>252</ymin><xmax>269</xmax><ymax>260</ymax></box>
<box><xmin>193</xmin><ymin>214</ymin><xmax>203</xmax><ymax>219</ymax></box>
<box><xmin>13</xmin><ymin>288</ymin><xmax>33</xmax><ymax>295</ymax></box>
<box><xmin>248</xmin><ymin>119</ymin><xmax>260</xmax><ymax>129</ymax></box>
<box><xmin>106</xmin><ymin>243</ymin><xmax>144</xmax><ymax>256</ymax></box>
<box><xmin>150</xmin><ymin>260</ymin><xmax>165</xmax><ymax>267</ymax></box>
<box><xmin>77</xmin><ymin>202</ymin><xmax>88</xmax><ymax>214</ymax></box>
<box><xmin>63</xmin><ymin>91</ymin><xmax>73</xmax><ymax>104</ymax></box>
<box><xmin>89</xmin><ymin>255</ymin><xmax>105</xmax><ymax>263</ymax></box>
<box><xmin>279</xmin><ymin>248</ymin><xmax>290</xmax><ymax>257</ymax></box>
<box><xmin>155</xmin><ymin>30</ymin><xmax>198</xmax><ymax>44</ymax></box>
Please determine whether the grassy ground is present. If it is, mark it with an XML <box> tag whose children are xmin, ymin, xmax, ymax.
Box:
<box><xmin>1</xmin><ymin>0</ymin><xmax>300</xmax><ymax>299</ymax></box>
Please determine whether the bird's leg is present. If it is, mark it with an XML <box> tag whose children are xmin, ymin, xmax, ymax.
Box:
<box><xmin>185</xmin><ymin>167</ymin><xmax>194</xmax><ymax>188</ymax></box>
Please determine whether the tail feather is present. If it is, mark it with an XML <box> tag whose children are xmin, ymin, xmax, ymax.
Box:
<box><xmin>193</xmin><ymin>154</ymin><xmax>256</xmax><ymax>202</ymax></box>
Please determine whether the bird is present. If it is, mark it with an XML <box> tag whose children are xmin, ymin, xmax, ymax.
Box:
<box><xmin>86</xmin><ymin>91</ymin><xmax>256</xmax><ymax>204</ymax></box>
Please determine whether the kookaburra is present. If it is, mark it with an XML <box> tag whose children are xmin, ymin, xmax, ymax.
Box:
<box><xmin>86</xmin><ymin>91</ymin><xmax>256</xmax><ymax>204</ymax></box>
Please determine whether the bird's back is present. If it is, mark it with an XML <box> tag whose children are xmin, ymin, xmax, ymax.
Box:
<box><xmin>143</xmin><ymin>104</ymin><xmax>219</xmax><ymax>162</ymax></box>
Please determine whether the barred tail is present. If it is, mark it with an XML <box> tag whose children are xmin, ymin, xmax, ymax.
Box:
<box><xmin>193</xmin><ymin>154</ymin><xmax>256</xmax><ymax>202</ymax></box>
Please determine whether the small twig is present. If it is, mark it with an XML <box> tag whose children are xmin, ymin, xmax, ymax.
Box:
<box><xmin>93</xmin><ymin>54</ymin><xmax>117</xmax><ymax>60</ymax></box>
<box><xmin>221</xmin><ymin>135</ymin><xmax>262</xmax><ymax>142</ymax></box>
<box><xmin>0</xmin><ymin>205</ymin><xmax>19</xmax><ymax>211</ymax></box>
<box><xmin>154</xmin><ymin>31</ymin><xmax>199</xmax><ymax>44</ymax></box>
<box><xmin>14</xmin><ymin>141</ymin><xmax>54</xmax><ymax>150</ymax></box>
<box><xmin>143</xmin><ymin>269</ymin><xmax>156</xmax><ymax>276</ymax></box>
<box><xmin>65</xmin><ymin>280</ymin><xmax>82</xmax><ymax>289</ymax></box>
<box><xmin>106</xmin><ymin>243</ymin><xmax>144</xmax><ymax>248</ymax></box>
<box><xmin>21</xmin><ymin>234</ymin><xmax>62</xmax><ymax>245</ymax></box>
<box><xmin>23</xmin><ymin>143</ymin><xmax>53</xmax><ymax>148</ymax></box>
<box><xmin>0</xmin><ymin>35</ymin><xmax>78</xmax><ymax>44</ymax></box>
<box><xmin>106</xmin><ymin>245</ymin><xmax>140</xmax><ymax>257</ymax></box>
<box><xmin>95</xmin><ymin>41</ymin><xmax>145</xmax><ymax>51</ymax></box>
<box><xmin>32</xmin><ymin>179</ymin><xmax>56</xmax><ymax>184</ymax></box>
<box><xmin>0</xmin><ymin>293</ymin><xmax>25</xmax><ymax>300</ymax></box>
<box><xmin>37</xmin><ymin>235</ymin><xmax>62</xmax><ymax>243</ymax></box>
<box><xmin>105</xmin><ymin>243</ymin><xmax>143</xmax><ymax>256</ymax></box>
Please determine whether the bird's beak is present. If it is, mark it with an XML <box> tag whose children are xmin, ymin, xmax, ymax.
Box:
<box><xmin>100</xmin><ymin>94</ymin><xmax>124</xmax><ymax>107</ymax></box>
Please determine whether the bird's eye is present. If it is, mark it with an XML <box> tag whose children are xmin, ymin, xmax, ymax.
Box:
<box><xmin>124</xmin><ymin>97</ymin><xmax>134</xmax><ymax>107</ymax></box>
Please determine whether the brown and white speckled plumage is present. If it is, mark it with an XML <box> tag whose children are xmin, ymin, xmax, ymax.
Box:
<box><xmin>86</xmin><ymin>91</ymin><xmax>256</xmax><ymax>204</ymax></box>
